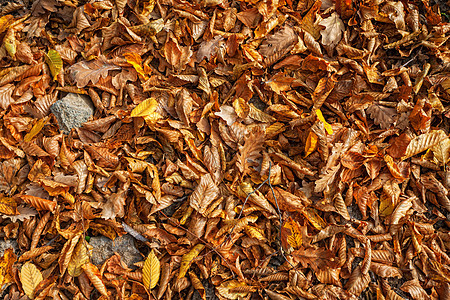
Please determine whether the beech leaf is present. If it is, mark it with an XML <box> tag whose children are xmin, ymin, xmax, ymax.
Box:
<box><xmin>142</xmin><ymin>249</ymin><xmax>160</xmax><ymax>289</ymax></box>
<box><xmin>319</xmin><ymin>12</ymin><xmax>345</xmax><ymax>48</ymax></box>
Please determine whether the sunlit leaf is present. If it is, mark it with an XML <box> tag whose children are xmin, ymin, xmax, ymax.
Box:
<box><xmin>24</xmin><ymin>117</ymin><xmax>49</xmax><ymax>142</ymax></box>
<box><xmin>124</xmin><ymin>52</ymin><xmax>149</xmax><ymax>80</ymax></box>
<box><xmin>402</xmin><ymin>130</ymin><xmax>448</xmax><ymax>160</ymax></box>
<box><xmin>0</xmin><ymin>248</ymin><xmax>16</xmax><ymax>288</ymax></box>
<box><xmin>20</xmin><ymin>262</ymin><xmax>43</xmax><ymax>299</ymax></box>
<box><xmin>142</xmin><ymin>249</ymin><xmax>160</xmax><ymax>289</ymax></box>
<box><xmin>4</xmin><ymin>28</ymin><xmax>16</xmax><ymax>58</ymax></box>
<box><xmin>68</xmin><ymin>239</ymin><xmax>92</xmax><ymax>277</ymax></box>
<box><xmin>81</xmin><ymin>263</ymin><xmax>108</xmax><ymax>297</ymax></box>
<box><xmin>178</xmin><ymin>244</ymin><xmax>205</xmax><ymax>279</ymax></box>
<box><xmin>131</xmin><ymin>98</ymin><xmax>159</xmax><ymax>118</ymax></box>
<box><xmin>304</xmin><ymin>131</ymin><xmax>318</xmax><ymax>158</ymax></box>
<box><xmin>315</xmin><ymin>109</ymin><xmax>333</xmax><ymax>134</ymax></box>
<box><xmin>44</xmin><ymin>49</ymin><xmax>63</xmax><ymax>80</ymax></box>
<box><xmin>0</xmin><ymin>196</ymin><xmax>18</xmax><ymax>216</ymax></box>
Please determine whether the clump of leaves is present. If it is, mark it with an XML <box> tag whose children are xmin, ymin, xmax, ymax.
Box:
<box><xmin>0</xmin><ymin>0</ymin><xmax>449</xmax><ymax>299</ymax></box>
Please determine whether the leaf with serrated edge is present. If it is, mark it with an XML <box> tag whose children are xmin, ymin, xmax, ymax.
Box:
<box><xmin>82</xmin><ymin>263</ymin><xmax>108</xmax><ymax>297</ymax></box>
<box><xmin>142</xmin><ymin>249</ymin><xmax>160</xmax><ymax>289</ymax></box>
<box><xmin>68</xmin><ymin>239</ymin><xmax>92</xmax><ymax>277</ymax></box>
<box><xmin>131</xmin><ymin>98</ymin><xmax>158</xmax><ymax>117</ymax></box>
<box><xmin>0</xmin><ymin>196</ymin><xmax>18</xmax><ymax>215</ymax></box>
<box><xmin>20</xmin><ymin>262</ymin><xmax>43</xmax><ymax>299</ymax></box>
<box><xmin>45</xmin><ymin>49</ymin><xmax>63</xmax><ymax>80</ymax></box>
<box><xmin>178</xmin><ymin>244</ymin><xmax>205</xmax><ymax>279</ymax></box>
<box><xmin>402</xmin><ymin>130</ymin><xmax>448</xmax><ymax>160</ymax></box>
<box><xmin>0</xmin><ymin>248</ymin><xmax>16</xmax><ymax>287</ymax></box>
<box><xmin>190</xmin><ymin>174</ymin><xmax>219</xmax><ymax>216</ymax></box>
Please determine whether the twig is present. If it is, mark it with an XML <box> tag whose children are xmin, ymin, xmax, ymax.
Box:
<box><xmin>158</xmin><ymin>210</ymin><xmax>237</xmax><ymax>277</ymax></box>
<box><xmin>267</xmin><ymin>162</ymin><xmax>297</xmax><ymax>270</ymax></box>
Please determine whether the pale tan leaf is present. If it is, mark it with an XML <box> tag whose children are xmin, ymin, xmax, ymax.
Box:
<box><xmin>390</xmin><ymin>197</ymin><xmax>413</xmax><ymax>230</ymax></box>
<box><xmin>236</xmin><ymin>128</ymin><xmax>265</xmax><ymax>176</ymax></box>
<box><xmin>68</xmin><ymin>240</ymin><xmax>92</xmax><ymax>277</ymax></box>
<box><xmin>370</xmin><ymin>262</ymin><xmax>402</xmax><ymax>278</ymax></box>
<box><xmin>59</xmin><ymin>234</ymin><xmax>81</xmax><ymax>275</ymax></box>
<box><xmin>20</xmin><ymin>262</ymin><xmax>43</xmax><ymax>299</ymax></box>
<box><xmin>319</xmin><ymin>12</ymin><xmax>345</xmax><ymax>48</ymax></box>
<box><xmin>190</xmin><ymin>174</ymin><xmax>219</xmax><ymax>216</ymax></box>
<box><xmin>400</xmin><ymin>279</ymin><xmax>430</xmax><ymax>300</ymax></box>
<box><xmin>0</xmin><ymin>84</ymin><xmax>15</xmax><ymax>110</ymax></box>
<box><xmin>216</xmin><ymin>280</ymin><xmax>249</xmax><ymax>299</ymax></box>
<box><xmin>334</xmin><ymin>193</ymin><xmax>350</xmax><ymax>220</ymax></box>
<box><xmin>315</xmin><ymin>164</ymin><xmax>341</xmax><ymax>193</ymax></box>
<box><xmin>68</xmin><ymin>56</ymin><xmax>120</xmax><ymax>88</ymax></box>
<box><xmin>345</xmin><ymin>266</ymin><xmax>370</xmax><ymax>296</ymax></box>
<box><xmin>402</xmin><ymin>130</ymin><xmax>448</xmax><ymax>160</ymax></box>
<box><xmin>259</xmin><ymin>26</ymin><xmax>298</xmax><ymax>57</ymax></box>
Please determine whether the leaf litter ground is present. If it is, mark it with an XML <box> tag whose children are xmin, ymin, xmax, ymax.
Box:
<box><xmin>0</xmin><ymin>0</ymin><xmax>450</xmax><ymax>299</ymax></box>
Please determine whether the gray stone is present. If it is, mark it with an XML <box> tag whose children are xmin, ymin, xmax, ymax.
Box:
<box><xmin>0</xmin><ymin>239</ymin><xmax>18</xmax><ymax>256</ymax></box>
<box><xmin>89</xmin><ymin>234</ymin><xmax>142</xmax><ymax>268</ymax></box>
<box><xmin>50</xmin><ymin>93</ymin><xmax>94</xmax><ymax>133</ymax></box>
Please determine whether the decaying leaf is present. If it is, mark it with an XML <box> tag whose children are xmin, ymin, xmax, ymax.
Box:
<box><xmin>68</xmin><ymin>56</ymin><xmax>121</xmax><ymax>88</ymax></box>
<box><xmin>0</xmin><ymin>0</ymin><xmax>449</xmax><ymax>299</ymax></box>
<box><xmin>319</xmin><ymin>12</ymin><xmax>345</xmax><ymax>48</ymax></box>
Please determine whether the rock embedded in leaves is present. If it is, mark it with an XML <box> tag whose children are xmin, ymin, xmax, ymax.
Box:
<box><xmin>89</xmin><ymin>234</ymin><xmax>141</xmax><ymax>268</ymax></box>
<box><xmin>0</xmin><ymin>240</ymin><xmax>18</xmax><ymax>256</ymax></box>
<box><xmin>50</xmin><ymin>93</ymin><xmax>94</xmax><ymax>133</ymax></box>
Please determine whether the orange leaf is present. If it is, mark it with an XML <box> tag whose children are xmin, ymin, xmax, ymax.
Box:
<box><xmin>82</xmin><ymin>263</ymin><xmax>108</xmax><ymax>297</ymax></box>
<box><xmin>0</xmin><ymin>196</ymin><xmax>18</xmax><ymax>215</ymax></box>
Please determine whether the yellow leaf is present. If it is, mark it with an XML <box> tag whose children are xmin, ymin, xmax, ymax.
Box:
<box><xmin>4</xmin><ymin>28</ymin><xmax>16</xmax><ymax>58</ymax></box>
<box><xmin>315</xmin><ymin>109</ymin><xmax>333</xmax><ymax>134</ymax></box>
<box><xmin>142</xmin><ymin>249</ymin><xmax>160</xmax><ymax>289</ymax></box>
<box><xmin>244</xmin><ymin>225</ymin><xmax>265</xmax><ymax>241</ymax></box>
<box><xmin>0</xmin><ymin>15</ymin><xmax>14</xmax><ymax>34</ymax></box>
<box><xmin>82</xmin><ymin>263</ymin><xmax>108</xmax><ymax>297</ymax></box>
<box><xmin>178</xmin><ymin>244</ymin><xmax>205</xmax><ymax>279</ymax></box>
<box><xmin>0</xmin><ymin>196</ymin><xmax>18</xmax><ymax>215</ymax></box>
<box><xmin>20</xmin><ymin>262</ymin><xmax>43</xmax><ymax>299</ymax></box>
<box><xmin>68</xmin><ymin>239</ymin><xmax>93</xmax><ymax>277</ymax></box>
<box><xmin>131</xmin><ymin>98</ymin><xmax>159</xmax><ymax>117</ymax></box>
<box><xmin>44</xmin><ymin>49</ymin><xmax>63</xmax><ymax>80</ymax></box>
<box><xmin>232</xmin><ymin>97</ymin><xmax>249</xmax><ymax>118</ymax></box>
<box><xmin>302</xmin><ymin>207</ymin><xmax>327</xmax><ymax>230</ymax></box>
<box><xmin>431</xmin><ymin>137</ymin><xmax>450</xmax><ymax>166</ymax></box>
<box><xmin>24</xmin><ymin>117</ymin><xmax>49</xmax><ymax>142</ymax></box>
<box><xmin>379</xmin><ymin>193</ymin><xmax>394</xmax><ymax>217</ymax></box>
<box><xmin>142</xmin><ymin>0</ymin><xmax>156</xmax><ymax>17</ymax></box>
<box><xmin>124</xmin><ymin>52</ymin><xmax>149</xmax><ymax>80</ymax></box>
<box><xmin>304</xmin><ymin>131</ymin><xmax>318</xmax><ymax>158</ymax></box>
<box><xmin>0</xmin><ymin>248</ymin><xmax>16</xmax><ymax>287</ymax></box>
<box><xmin>59</xmin><ymin>234</ymin><xmax>82</xmax><ymax>275</ymax></box>
<box><xmin>283</xmin><ymin>218</ymin><xmax>302</xmax><ymax>249</ymax></box>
